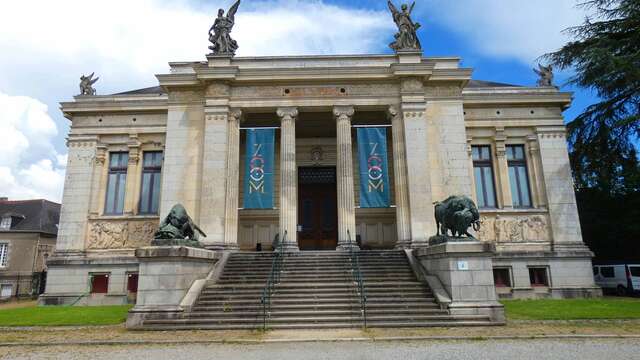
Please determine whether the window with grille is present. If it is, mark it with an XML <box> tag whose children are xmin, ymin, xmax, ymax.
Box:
<box><xmin>0</xmin><ymin>217</ymin><xmax>10</xmax><ymax>230</ymax></box>
<box><xmin>529</xmin><ymin>267</ymin><xmax>549</xmax><ymax>287</ymax></box>
<box><xmin>0</xmin><ymin>244</ymin><xmax>7</xmax><ymax>267</ymax></box>
<box><xmin>104</xmin><ymin>152</ymin><xmax>129</xmax><ymax>215</ymax></box>
<box><xmin>507</xmin><ymin>145</ymin><xmax>532</xmax><ymax>208</ymax></box>
<box><xmin>472</xmin><ymin>146</ymin><xmax>497</xmax><ymax>208</ymax></box>
<box><xmin>138</xmin><ymin>152</ymin><xmax>163</xmax><ymax>215</ymax></box>
<box><xmin>493</xmin><ymin>268</ymin><xmax>512</xmax><ymax>287</ymax></box>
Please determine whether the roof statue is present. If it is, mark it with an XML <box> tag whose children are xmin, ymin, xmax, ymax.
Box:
<box><xmin>208</xmin><ymin>0</ymin><xmax>241</xmax><ymax>56</ymax></box>
<box><xmin>388</xmin><ymin>1</ymin><xmax>421</xmax><ymax>52</ymax></box>
<box><xmin>534</xmin><ymin>63</ymin><xmax>556</xmax><ymax>88</ymax></box>
<box><xmin>79</xmin><ymin>73</ymin><xmax>99</xmax><ymax>96</ymax></box>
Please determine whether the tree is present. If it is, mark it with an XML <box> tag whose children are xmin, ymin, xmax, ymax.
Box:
<box><xmin>546</xmin><ymin>0</ymin><xmax>640</xmax><ymax>195</ymax></box>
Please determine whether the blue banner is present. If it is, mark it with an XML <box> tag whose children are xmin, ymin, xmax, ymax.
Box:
<box><xmin>243</xmin><ymin>129</ymin><xmax>275</xmax><ymax>209</ymax></box>
<box><xmin>357</xmin><ymin>128</ymin><xmax>391</xmax><ymax>208</ymax></box>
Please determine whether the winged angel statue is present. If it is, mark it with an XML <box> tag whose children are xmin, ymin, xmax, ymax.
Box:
<box><xmin>388</xmin><ymin>1</ymin><xmax>421</xmax><ymax>51</ymax></box>
<box><xmin>79</xmin><ymin>73</ymin><xmax>99</xmax><ymax>96</ymax></box>
<box><xmin>209</xmin><ymin>0</ymin><xmax>241</xmax><ymax>55</ymax></box>
<box><xmin>533</xmin><ymin>64</ymin><xmax>556</xmax><ymax>87</ymax></box>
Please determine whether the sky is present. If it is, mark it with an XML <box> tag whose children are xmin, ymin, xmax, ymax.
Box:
<box><xmin>0</xmin><ymin>0</ymin><xmax>597</xmax><ymax>202</ymax></box>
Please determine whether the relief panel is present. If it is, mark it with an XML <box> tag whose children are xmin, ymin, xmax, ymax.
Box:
<box><xmin>476</xmin><ymin>213</ymin><xmax>550</xmax><ymax>243</ymax></box>
<box><xmin>87</xmin><ymin>218</ymin><xmax>158</xmax><ymax>249</ymax></box>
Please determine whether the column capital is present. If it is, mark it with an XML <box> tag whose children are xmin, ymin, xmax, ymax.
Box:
<box><xmin>333</xmin><ymin>106</ymin><xmax>355</xmax><ymax>120</ymax></box>
<box><xmin>229</xmin><ymin>108</ymin><xmax>242</xmax><ymax>122</ymax></box>
<box><xmin>277</xmin><ymin>107</ymin><xmax>299</xmax><ymax>120</ymax></box>
<box><xmin>387</xmin><ymin>105</ymin><xmax>400</xmax><ymax>119</ymax></box>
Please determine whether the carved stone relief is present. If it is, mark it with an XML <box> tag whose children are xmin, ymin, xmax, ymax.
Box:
<box><xmin>476</xmin><ymin>214</ymin><xmax>550</xmax><ymax>243</ymax></box>
<box><xmin>231</xmin><ymin>84</ymin><xmax>399</xmax><ymax>99</ymax></box>
<box><xmin>87</xmin><ymin>219</ymin><xmax>157</xmax><ymax>249</ymax></box>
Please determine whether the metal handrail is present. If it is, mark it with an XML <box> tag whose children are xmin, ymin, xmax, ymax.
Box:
<box><xmin>347</xmin><ymin>230</ymin><xmax>367</xmax><ymax>328</ymax></box>
<box><xmin>260</xmin><ymin>231</ymin><xmax>287</xmax><ymax>331</ymax></box>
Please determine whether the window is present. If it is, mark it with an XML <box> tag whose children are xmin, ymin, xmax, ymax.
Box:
<box><xmin>0</xmin><ymin>217</ymin><xmax>10</xmax><ymax>230</ymax></box>
<box><xmin>472</xmin><ymin>146</ymin><xmax>497</xmax><ymax>208</ymax></box>
<box><xmin>127</xmin><ymin>273</ymin><xmax>139</xmax><ymax>293</ymax></box>
<box><xmin>507</xmin><ymin>145</ymin><xmax>532</xmax><ymax>208</ymax></box>
<box><xmin>104</xmin><ymin>152</ymin><xmax>129</xmax><ymax>215</ymax></box>
<box><xmin>529</xmin><ymin>267</ymin><xmax>549</xmax><ymax>287</ymax></box>
<box><xmin>90</xmin><ymin>274</ymin><xmax>109</xmax><ymax>294</ymax></box>
<box><xmin>601</xmin><ymin>266</ymin><xmax>615</xmax><ymax>278</ymax></box>
<box><xmin>493</xmin><ymin>268</ymin><xmax>512</xmax><ymax>287</ymax></box>
<box><xmin>0</xmin><ymin>284</ymin><xmax>12</xmax><ymax>298</ymax></box>
<box><xmin>139</xmin><ymin>152</ymin><xmax>163</xmax><ymax>214</ymax></box>
<box><xmin>0</xmin><ymin>243</ymin><xmax>7</xmax><ymax>267</ymax></box>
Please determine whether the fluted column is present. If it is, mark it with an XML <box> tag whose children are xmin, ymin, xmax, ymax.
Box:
<box><xmin>388</xmin><ymin>106</ymin><xmax>412</xmax><ymax>249</ymax></box>
<box><xmin>278</xmin><ymin>107</ymin><xmax>299</xmax><ymax>251</ymax></box>
<box><xmin>334</xmin><ymin>106</ymin><xmax>357</xmax><ymax>250</ymax></box>
<box><xmin>495</xmin><ymin>128</ymin><xmax>513</xmax><ymax>209</ymax></box>
<box><xmin>221</xmin><ymin>109</ymin><xmax>242</xmax><ymax>250</ymax></box>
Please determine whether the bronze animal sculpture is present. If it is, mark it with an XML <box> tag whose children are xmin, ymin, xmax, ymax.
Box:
<box><xmin>434</xmin><ymin>195</ymin><xmax>481</xmax><ymax>239</ymax></box>
<box><xmin>152</xmin><ymin>204</ymin><xmax>206</xmax><ymax>248</ymax></box>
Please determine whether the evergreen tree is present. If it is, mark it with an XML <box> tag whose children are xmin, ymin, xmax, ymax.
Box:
<box><xmin>546</xmin><ymin>0</ymin><xmax>640</xmax><ymax>195</ymax></box>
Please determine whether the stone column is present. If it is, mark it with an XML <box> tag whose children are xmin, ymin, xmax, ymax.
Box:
<box><xmin>56</xmin><ymin>138</ymin><xmax>98</xmax><ymax>254</ymax></box>
<box><xmin>494</xmin><ymin>128</ymin><xmax>513</xmax><ymax>209</ymax></box>
<box><xmin>124</xmin><ymin>134</ymin><xmax>141</xmax><ymax>215</ymax></box>
<box><xmin>334</xmin><ymin>106</ymin><xmax>357</xmax><ymax>250</ymax></box>
<box><xmin>527</xmin><ymin>135</ymin><xmax>547</xmax><ymax>209</ymax></box>
<box><xmin>537</xmin><ymin>130</ymin><xmax>588</xmax><ymax>252</ymax></box>
<box><xmin>277</xmin><ymin>107</ymin><xmax>299</xmax><ymax>251</ymax></box>
<box><xmin>400</xmin><ymin>78</ymin><xmax>435</xmax><ymax>246</ymax></box>
<box><xmin>89</xmin><ymin>144</ymin><xmax>107</xmax><ymax>216</ymax></box>
<box><xmin>388</xmin><ymin>106</ymin><xmax>412</xmax><ymax>249</ymax></box>
<box><xmin>221</xmin><ymin>109</ymin><xmax>242</xmax><ymax>250</ymax></box>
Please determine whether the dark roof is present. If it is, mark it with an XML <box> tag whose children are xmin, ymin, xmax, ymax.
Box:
<box><xmin>466</xmin><ymin>80</ymin><xmax>521</xmax><ymax>88</ymax></box>
<box><xmin>112</xmin><ymin>86</ymin><xmax>166</xmax><ymax>96</ymax></box>
<box><xmin>0</xmin><ymin>199</ymin><xmax>61</xmax><ymax>235</ymax></box>
<box><xmin>111</xmin><ymin>80</ymin><xmax>520</xmax><ymax>96</ymax></box>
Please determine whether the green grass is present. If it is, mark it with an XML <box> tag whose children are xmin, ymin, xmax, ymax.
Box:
<box><xmin>0</xmin><ymin>305</ymin><xmax>132</xmax><ymax>326</ymax></box>
<box><xmin>502</xmin><ymin>298</ymin><xmax>640</xmax><ymax>320</ymax></box>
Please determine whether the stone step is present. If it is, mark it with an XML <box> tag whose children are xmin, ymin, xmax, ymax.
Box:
<box><xmin>186</xmin><ymin>308</ymin><xmax>448</xmax><ymax>318</ymax></box>
<box><xmin>204</xmin><ymin>281</ymin><xmax>428</xmax><ymax>291</ymax></box>
<box><xmin>146</xmin><ymin>314</ymin><xmax>490</xmax><ymax>326</ymax></box>
<box><xmin>191</xmin><ymin>302</ymin><xmax>442</xmax><ymax>313</ymax></box>
<box><xmin>196</xmin><ymin>297</ymin><xmax>436</xmax><ymax>307</ymax></box>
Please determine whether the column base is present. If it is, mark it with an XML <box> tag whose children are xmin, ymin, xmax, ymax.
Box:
<box><xmin>336</xmin><ymin>242</ymin><xmax>360</xmax><ymax>251</ymax></box>
<box><xmin>281</xmin><ymin>243</ymin><xmax>300</xmax><ymax>252</ymax></box>
<box><xmin>204</xmin><ymin>243</ymin><xmax>239</xmax><ymax>251</ymax></box>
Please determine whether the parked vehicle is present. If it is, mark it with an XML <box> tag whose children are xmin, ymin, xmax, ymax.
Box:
<box><xmin>593</xmin><ymin>264</ymin><xmax>640</xmax><ymax>296</ymax></box>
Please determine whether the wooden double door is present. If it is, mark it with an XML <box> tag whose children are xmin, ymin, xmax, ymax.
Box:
<box><xmin>297</xmin><ymin>167</ymin><xmax>338</xmax><ymax>251</ymax></box>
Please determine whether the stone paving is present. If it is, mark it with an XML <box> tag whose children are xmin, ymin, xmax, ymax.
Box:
<box><xmin>2</xmin><ymin>339</ymin><xmax>640</xmax><ymax>360</ymax></box>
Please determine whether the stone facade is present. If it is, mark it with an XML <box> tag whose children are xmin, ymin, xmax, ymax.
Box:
<box><xmin>42</xmin><ymin>51</ymin><xmax>599</xmax><ymax>306</ymax></box>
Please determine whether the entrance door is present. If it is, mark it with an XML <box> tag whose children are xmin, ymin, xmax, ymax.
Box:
<box><xmin>298</xmin><ymin>167</ymin><xmax>338</xmax><ymax>250</ymax></box>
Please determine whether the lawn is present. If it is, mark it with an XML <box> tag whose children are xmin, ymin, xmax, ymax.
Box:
<box><xmin>0</xmin><ymin>305</ymin><xmax>132</xmax><ymax>326</ymax></box>
<box><xmin>502</xmin><ymin>297</ymin><xmax>640</xmax><ymax>320</ymax></box>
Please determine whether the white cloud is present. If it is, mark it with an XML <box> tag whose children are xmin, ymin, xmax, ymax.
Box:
<box><xmin>425</xmin><ymin>0</ymin><xmax>587</xmax><ymax>65</ymax></box>
<box><xmin>0</xmin><ymin>0</ymin><xmax>390</xmax><ymax>202</ymax></box>
<box><xmin>0</xmin><ymin>92</ymin><xmax>66</xmax><ymax>202</ymax></box>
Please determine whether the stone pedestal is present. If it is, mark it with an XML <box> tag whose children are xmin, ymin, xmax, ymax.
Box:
<box><xmin>126</xmin><ymin>246</ymin><xmax>220</xmax><ymax>329</ymax></box>
<box><xmin>415</xmin><ymin>241</ymin><xmax>505</xmax><ymax>323</ymax></box>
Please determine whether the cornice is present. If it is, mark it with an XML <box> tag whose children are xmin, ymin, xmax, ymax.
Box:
<box><xmin>463</xmin><ymin>90</ymin><xmax>573</xmax><ymax>109</ymax></box>
<box><xmin>60</xmin><ymin>98</ymin><xmax>168</xmax><ymax>119</ymax></box>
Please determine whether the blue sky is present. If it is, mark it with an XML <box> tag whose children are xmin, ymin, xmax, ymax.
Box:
<box><xmin>0</xmin><ymin>0</ymin><xmax>597</xmax><ymax>201</ymax></box>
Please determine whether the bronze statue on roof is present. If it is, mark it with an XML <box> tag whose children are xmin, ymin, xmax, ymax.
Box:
<box><xmin>208</xmin><ymin>0</ymin><xmax>241</xmax><ymax>55</ymax></box>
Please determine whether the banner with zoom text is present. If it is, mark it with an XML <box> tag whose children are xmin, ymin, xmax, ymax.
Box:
<box><xmin>357</xmin><ymin>127</ymin><xmax>391</xmax><ymax>208</ymax></box>
<box><xmin>243</xmin><ymin>129</ymin><xmax>275</xmax><ymax>209</ymax></box>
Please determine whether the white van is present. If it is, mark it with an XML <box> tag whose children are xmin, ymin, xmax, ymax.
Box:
<box><xmin>593</xmin><ymin>264</ymin><xmax>640</xmax><ymax>296</ymax></box>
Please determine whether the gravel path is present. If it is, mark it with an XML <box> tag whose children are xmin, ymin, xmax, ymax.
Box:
<box><xmin>3</xmin><ymin>339</ymin><xmax>639</xmax><ymax>360</ymax></box>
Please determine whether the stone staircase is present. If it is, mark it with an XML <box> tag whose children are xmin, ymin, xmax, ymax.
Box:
<box><xmin>142</xmin><ymin>250</ymin><xmax>493</xmax><ymax>330</ymax></box>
